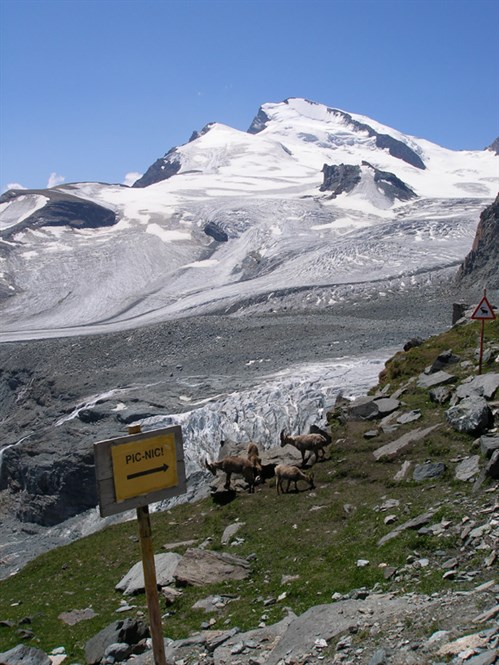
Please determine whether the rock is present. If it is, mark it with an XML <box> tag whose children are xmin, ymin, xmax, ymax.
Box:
<box><xmin>377</xmin><ymin>510</ymin><xmax>434</xmax><ymax>546</ymax></box>
<box><xmin>221</xmin><ymin>522</ymin><xmax>245</xmax><ymax>545</ymax></box>
<box><xmin>427</xmin><ymin>349</ymin><xmax>461</xmax><ymax>374</ymax></box>
<box><xmin>455</xmin><ymin>456</ymin><xmax>480</xmax><ymax>481</ymax></box>
<box><xmin>161</xmin><ymin>586</ymin><xmax>182</xmax><ymax>605</ymax></box>
<box><xmin>345</xmin><ymin>396</ymin><xmax>400</xmax><ymax>421</ymax></box>
<box><xmin>455</xmin><ymin>373</ymin><xmax>499</xmax><ymax>400</ymax></box>
<box><xmin>103</xmin><ymin>642</ymin><xmax>133</xmax><ymax>663</ymax></box>
<box><xmin>192</xmin><ymin>594</ymin><xmax>235</xmax><ymax>613</ymax></box>
<box><xmin>413</xmin><ymin>462</ymin><xmax>446</xmax><ymax>481</ymax></box>
<box><xmin>429</xmin><ymin>386</ymin><xmax>452</xmax><ymax>404</ymax></box>
<box><xmin>373</xmin><ymin>425</ymin><xmax>440</xmax><ymax>460</ymax></box>
<box><xmin>58</xmin><ymin>607</ymin><xmax>97</xmax><ymax>625</ymax></box>
<box><xmin>445</xmin><ymin>396</ymin><xmax>493</xmax><ymax>434</ymax></box>
<box><xmin>486</xmin><ymin>449</ymin><xmax>499</xmax><ymax>479</ymax></box>
<box><xmin>404</xmin><ymin>337</ymin><xmax>423</xmax><ymax>351</ymax></box>
<box><xmin>393</xmin><ymin>461</ymin><xmax>412</xmax><ymax>480</ymax></box>
<box><xmin>174</xmin><ymin>548</ymin><xmax>251</xmax><ymax>586</ymax></box>
<box><xmin>115</xmin><ymin>553</ymin><xmax>181</xmax><ymax>594</ymax></box>
<box><xmin>396</xmin><ymin>410</ymin><xmax>421</xmax><ymax>424</ymax></box>
<box><xmin>214</xmin><ymin>612</ymin><xmax>293</xmax><ymax>665</ymax></box>
<box><xmin>84</xmin><ymin>618</ymin><xmax>149</xmax><ymax>665</ymax></box>
<box><xmin>0</xmin><ymin>645</ymin><xmax>51</xmax><ymax>665</ymax></box>
<box><xmin>479</xmin><ymin>434</ymin><xmax>499</xmax><ymax>458</ymax></box>
<box><xmin>417</xmin><ymin>370</ymin><xmax>455</xmax><ymax>389</ymax></box>
<box><xmin>368</xmin><ymin>648</ymin><xmax>388</xmax><ymax>665</ymax></box>
<box><xmin>163</xmin><ymin>539</ymin><xmax>198</xmax><ymax>551</ymax></box>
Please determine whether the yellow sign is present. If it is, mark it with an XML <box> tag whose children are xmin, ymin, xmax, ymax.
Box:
<box><xmin>111</xmin><ymin>432</ymin><xmax>178</xmax><ymax>502</ymax></box>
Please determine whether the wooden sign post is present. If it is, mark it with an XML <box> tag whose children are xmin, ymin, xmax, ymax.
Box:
<box><xmin>470</xmin><ymin>289</ymin><xmax>496</xmax><ymax>375</ymax></box>
<box><xmin>94</xmin><ymin>424</ymin><xmax>187</xmax><ymax>665</ymax></box>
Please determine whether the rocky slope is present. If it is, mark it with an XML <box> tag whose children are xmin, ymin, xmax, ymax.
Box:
<box><xmin>0</xmin><ymin>313</ymin><xmax>498</xmax><ymax>664</ymax></box>
<box><xmin>457</xmin><ymin>193</ymin><xmax>499</xmax><ymax>291</ymax></box>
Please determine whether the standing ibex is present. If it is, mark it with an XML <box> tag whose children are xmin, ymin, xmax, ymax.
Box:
<box><xmin>275</xmin><ymin>464</ymin><xmax>315</xmax><ymax>494</ymax></box>
<box><xmin>280</xmin><ymin>428</ymin><xmax>329</xmax><ymax>467</ymax></box>
<box><xmin>204</xmin><ymin>455</ymin><xmax>261</xmax><ymax>493</ymax></box>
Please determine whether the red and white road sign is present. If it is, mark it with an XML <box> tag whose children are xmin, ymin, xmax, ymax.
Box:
<box><xmin>471</xmin><ymin>294</ymin><xmax>496</xmax><ymax>320</ymax></box>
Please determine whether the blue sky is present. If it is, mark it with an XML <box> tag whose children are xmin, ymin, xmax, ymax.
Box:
<box><xmin>1</xmin><ymin>0</ymin><xmax>498</xmax><ymax>192</ymax></box>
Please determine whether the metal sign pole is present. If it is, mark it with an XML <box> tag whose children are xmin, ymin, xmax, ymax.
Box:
<box><xmin>470</xmin><ymin>289</ymin><xmax>496</xmax><ymax>376</ymax></box>
<box><xmin>478</xmin><ymin>318</ymin><xmax>485</xmax><ymax>375</ymax></box>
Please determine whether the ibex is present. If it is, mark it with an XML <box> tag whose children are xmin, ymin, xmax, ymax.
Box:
<box><xmin>204</xmin><ymin>455</ymin><xmax>260</xmax><ymax>493</ymax></box>
<box><xmin>275</xmin><ymin>464</ymin><xmax>315</xmax><ymax>494</ymax></box>
<box><xmin>280</xmin><ymin>428</ymin><xmax>329</xmax><ymax>467</ymax></box>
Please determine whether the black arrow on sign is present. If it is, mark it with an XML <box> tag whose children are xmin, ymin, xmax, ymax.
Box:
<box><xmin>127</xmin><ymin>464</ymin><xmax>169</xmax><ymax>481</ymax></box>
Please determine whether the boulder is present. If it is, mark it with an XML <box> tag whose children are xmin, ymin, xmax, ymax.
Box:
<box><xmin>84</xmin><ymin>618</ymin><xmax>149</xmax><ymax>665</ymax></box>
<box><xmin>480</xmin><ymin>434</ymin><xmax>499</xmax><ymax>458</ymax></box>
<box><xmin>486</xmin><ymin>450</ymin><xmax>499</xmax><ymax>479</ymax></box>
<box><xmin>427</xmin><ymin>349</ymin><xmax>461</xmax><ymax>374</ymax></box>
<box><xmin>396</xmin><ymin>410</ymin><xmax>421</xmax><ymax>424</ymax></box>
<box><xmin>455</xmin><ymin>456</ymin><xmax>480</xmax><ymax>481</ymax></box>
<box><xmin>0</xmin><ymin>645</ymin><xmax>51</xmax><ymax>665</ymax></box>
<box><xmin>373</xmin><ymin>425</ymin><xmax>440</xmax><ymax>460</ymax></box>
<box><xmin>417</xmin><ymin>371</ymin><xmax>455</xmax><ymax>389</ymax></box>
<box><xmin>346</xmin><ymin>396</ymin><xmax>400</xmax><ymax>421</ymax></box>
<box><xmin>413</xmin><ymin>462</ymin><xmax>447</xmax><ymax>481</ymax></box>
<box><xmin>115</xmin><ymin>553</ymin><xmax>181</xmax><ymax>595</ymax></box>
<box><xmin>455</xmin><ymin>373</ymin><xmax>499</xmax><ymax>400</ymax></box>
<box><xmin>174</xmin><ymin>548</ymin><xmax>251</xmax><ymax>586</ymax></box>
<box><xmin>445</xmin><ymin>397</ymin><xmax>494</xmax><ymax>434</ymax></box>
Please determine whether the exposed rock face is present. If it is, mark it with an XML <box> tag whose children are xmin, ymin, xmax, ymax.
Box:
<box><xmin>320</xmin><ymin>164</ymin><xmax>361</xmax><ymax>196</ymax></box>
<box><xmin>0</xmin><ymin>440</ymin><xmax>97</xmax><ymax>526</ymax></box>
<box><xmin>0</xmin><ymin>190</ymin><xmax>116</xmax><ymax>238</ymax></box>
<box><xmin>204</xmin><ymin>222</ymin><xmax>229</xmax><ymax>242</ymax></box>
<box><xmin>486</xmin><ymin>136</ymin><xmax>499</xmax><ymax>154</ymax></box>
<box><xmin>132</xmin><ymin>148</ymin><xmax>182</xmax><ymax>187</ymax></box>
<box><xmin>456</xmin><ymin>193</ymin><xmax>499</xmax><ymax>289</ymax></box>
<box><xmin>247</xmin><ymin>107</ymin><xmax>271</xmax><ymax>134</ymax></box>
<box><xmin>320</xmin><ymin>161</ymin><xmax>417</xmax><ymax>203</ymax></box>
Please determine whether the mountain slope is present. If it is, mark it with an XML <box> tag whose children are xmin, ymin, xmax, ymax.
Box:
<box><xmin>0</xmin><ymin>98</ymin><xmax>497</xmax><ymax>340</ymax></box>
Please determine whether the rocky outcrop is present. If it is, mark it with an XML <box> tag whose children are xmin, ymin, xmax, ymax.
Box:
<box><xmin>132</xmin><ymin>148</ymin><xmax>182</xmax><ymax>187</ymax></box>
<box><xmin>320</xmin><ymin>161</ymin><xmax>417</xmax><ymax>203</ymax></box>
<box><xmin>486</xmin><ymin>136</ymin><xmax>499</xmax><ymax>155</ymax></box>
<box><xmin>0</xmin><ymin>437</ymin><xmax>97</xmax><ymax>526</ymax></box>
<box><xmin>456</xmin><ymin>193</ymin><xmax>499</xmax><ymax>289</ymax></box>
<box><xmin>84</xmin><ymin>618</ymin><xmax>149</xmax><ymax>665</ymax></box>
<box><xmin>0</xmin><ymin>189</ymin><xmax>116</xmax><ymax>239</ymax></box>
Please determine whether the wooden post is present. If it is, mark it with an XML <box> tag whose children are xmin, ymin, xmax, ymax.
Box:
<box><xmin>137</xmin><ymin>505</ymin><xmax>166</xmax><ymax>665</ymax></box>
<box><xmin>128</xmin><ymin>425</ymin><xmax>166</xmax><ymax>665</ymax></box>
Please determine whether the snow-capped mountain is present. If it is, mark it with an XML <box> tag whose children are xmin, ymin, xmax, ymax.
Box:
<box><xmin>0</xmin><ymin>98</ymin><xmax>497</xmax><ymax>340</ymax></box>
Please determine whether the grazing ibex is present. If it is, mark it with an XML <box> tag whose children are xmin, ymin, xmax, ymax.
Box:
<box><xmin>247</xmin><ymin>442</ymin><xmax>262</xmax><ymax>467</ymax></box>
<box><xmin>275</xmin><ymin>464</ymin><xmax>315</xmax><ymax>494</ymax></box>
<box><xmin>205</xmin><ymin>455</ymin><xmax>260</xmax><ymax>493</ymax></box>
<box><xmin>280</xmin><ymin>428</ymin><xmax>329</xmax><ymax>467</ymax></box>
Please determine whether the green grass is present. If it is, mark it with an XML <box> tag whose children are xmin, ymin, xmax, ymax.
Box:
<box><xmin>0</xmin><ymin>318</ymin><xmax>498</xmax><ymax>659</ymax></box>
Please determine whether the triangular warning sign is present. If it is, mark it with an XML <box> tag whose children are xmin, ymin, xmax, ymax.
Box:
<box><xmin>471</xmin><ymin>295</ymin><xmax>496</xmax><ymax>320</ymax></box>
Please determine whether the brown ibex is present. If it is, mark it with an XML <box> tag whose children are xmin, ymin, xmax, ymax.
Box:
<box><xmin>280</xmin><ymin>428</ymin><xmax>329</xmax><ymax>467</ymax></box>
<box><xmin>204</xmin><ymin>455</ymin><xmax>260</xmax><ymax>493</ymax></box>
<box><xmin>275</xmin><ymin>464</ymin><xmax>315</xmax><ymax>494</ymax></box>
